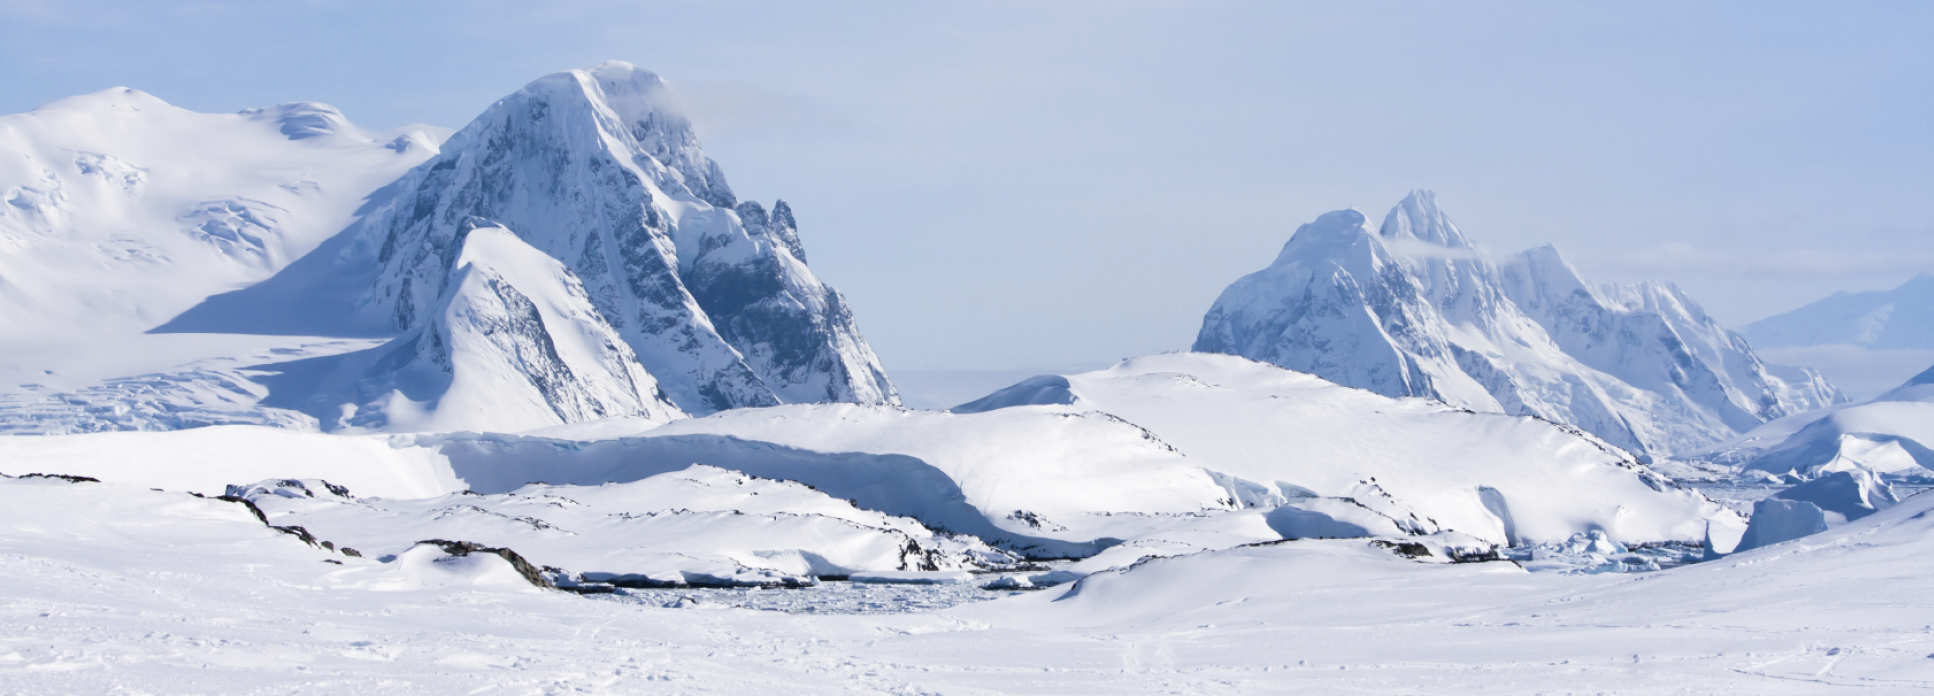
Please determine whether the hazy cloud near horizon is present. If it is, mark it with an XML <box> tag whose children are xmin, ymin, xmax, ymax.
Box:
<box><xmin>4</xmin><ymin>0</ymin><xmax>1929</xmax><ymax>371</ymax></box>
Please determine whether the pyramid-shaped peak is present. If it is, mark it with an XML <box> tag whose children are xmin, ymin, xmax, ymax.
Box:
<box><xmin>1503</xmin><ymin>242</ymin><xmax>1600</xmax><ymax>306</ymax></box>
<box><xmin>451</xmin><ymin>61</ymin><xmax>730</xmax><ymax>208</ymax></box>
<box><xmin>1380</xmin><ymin>189</ymin><xmax>1472</xmax><ymax>249</ymax></box>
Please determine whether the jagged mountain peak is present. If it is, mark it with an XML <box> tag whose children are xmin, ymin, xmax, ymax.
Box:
<box><xmin>1501</xmin><ymin>243</ymin><xmax>1600</xmax><ymax>310</ymax></box>
<box><xmin>1272</xmin><ymin>208</ymin><xmax>1375</xmax><ymax>264</ymax></box>
<box><xmin>464</xmin><ymin>62</ymin><xmax>733</xmax><ymax>210</ymax></box>
<box><xmin>1379</xmin><ymin>189</ymin><xmax>1472</xmax><ymax>249</ymax></box>
<box><xmin>159</xmin><ymin>61</ymin><xmax>897</xmax><ymax>424</ymax></box>
<box><xmin>1200</xmin><ymin>190</ymin><xmax>1841</xmax><ymax>455</ymax></box>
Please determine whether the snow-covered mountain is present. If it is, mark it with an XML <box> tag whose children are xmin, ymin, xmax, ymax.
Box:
<box><xmin>1741</xmin><ymin>273</ymin><xmax>1934</xmax><ymax>400</ymax></box>
<box><xmin>0</xmin><ymin>89</ymin><xmax>442</xmax><ymax>338</ymax></box>
<box><xmin>164</xmin><ymin>62</ymin><xmax>896</xmax><ymax>418</ymax></box>
<box><xmin>1194</xmin><ymin>190</ymin><xmax>1838</xmax><ymax>456</ymax></box>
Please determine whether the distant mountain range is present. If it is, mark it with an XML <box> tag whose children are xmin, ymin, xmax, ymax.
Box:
<box><xmin>1745</xmin><ymin>273</ymin><xmax>1934</xmax><ymax>351</ymax></box>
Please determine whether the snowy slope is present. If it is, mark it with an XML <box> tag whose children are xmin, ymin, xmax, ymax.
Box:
<box><xmin>255</xmin><ymin>223</ymin><xmax>686</xmax><ymax>432</ymax></box>
<box><xmin>4</xmin><ymin>467</ymin><xmax>1929</xmax><ymax>692</ymax></box>
<box><xmin>952</xmin><ymin>353</ymin><xmax>1728</xmax><ymax>545</ymax></box>
<box><xmin>0</xmin><ymin>89</ymin><xmax>441</xmax><ymax>339</ymax></box>
<box><xmin>551</xmin><ymin>404</ymin><xmax>1248</xmax><ymax>555</ymax></box>
<box><xmin>1195</xmin><ymin>190</ymin><xmax>1836</xmax><ymax>455</ymax></box>
<box><xmin>231</xmin><ymin>466</ymin><xmax>1011</xmax><ymax>588</ymax></box>
<box><xmin>533</xmin><ymin>353</ymin><xmax>1729</xmax><ymax>549</ymax></box>
<box><xmin>163</xmin><ymin>62</ymin><xmax>896</xmax><ymax>416</ymax></box>
<box><xmin>0</xmin><ymin>422</ymin><xmax>1213</xmax><ymax>559</ymax></box>
<box><xmin>990</xmin><ymin>489</ymin><xmax>1934</xmax><ymax>690</ymax></box>
<box><xmin>1711</xmin><ymin>363</ymin><xmax>1934</xmax><ymax>479</ymax></box>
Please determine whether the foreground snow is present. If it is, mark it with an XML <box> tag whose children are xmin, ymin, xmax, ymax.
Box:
<box><xmin>0</xmin><ymin>353</ymin><xmax>1733</xmax><ymax>568</ymax></box>
<box><xmin>2</xmin><ymin>471</ymin><xmax>1928</xmax><ymax>693</ymax></box>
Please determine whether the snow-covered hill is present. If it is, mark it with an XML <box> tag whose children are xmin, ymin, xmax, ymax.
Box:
<box><xmin>1194</xmin><ymin>190</ymin><xmax>1837</xmax><ymax>456</ymax></box>
<box><xmin>1710</xmin><ymin>363</ymin><xmax>1934</xmax><ymax>480</ymax></box>
<box><xmin>0</xmin><ymin>89</ymin><xmax>441</xmax><ymax>338</ymax></box>
<box><xmin>162</xmin><ymin>62</ymin><xmax>896</xmax><ymax>419</ymax></box>
<box><xmin>947</xmin><ymin>353</ymin><xmax>1726</xmax><ymax>546</ymax></box>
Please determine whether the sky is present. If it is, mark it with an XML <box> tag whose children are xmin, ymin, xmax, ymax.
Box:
<box><xmin>4</xmin><ymin>0</ymin><xmax>1930</xmax><ymax>372</ymax></box>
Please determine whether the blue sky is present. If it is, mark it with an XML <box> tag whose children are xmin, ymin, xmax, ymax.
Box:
<box><xmin>5</xmin><ymin>1</ymin><xmax>1930</xmax><ymax>371</ymax></box>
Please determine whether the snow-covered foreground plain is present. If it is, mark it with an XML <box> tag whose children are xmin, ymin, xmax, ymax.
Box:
<box><xmin>3</xmin><ymin>471</ymin><xmax>1930</xmax><ymax>694</ymax></box>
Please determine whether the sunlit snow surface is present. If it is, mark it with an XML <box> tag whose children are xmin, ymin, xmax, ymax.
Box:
<box><xmin>4</xmin><ymin>470</ymin><xmax>1931</xmax><ymax>693</ymax></box>
<box><xmin>609</xmin><ymin>576</ymin><xmax>1034</xmax><ymax>614</ymax></box>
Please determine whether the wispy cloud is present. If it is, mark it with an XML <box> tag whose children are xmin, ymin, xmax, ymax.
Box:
<box><xmin>1379</xmin><ymin>236</ymin><xmax>1488</xmax><ymax>262</ymax></box>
